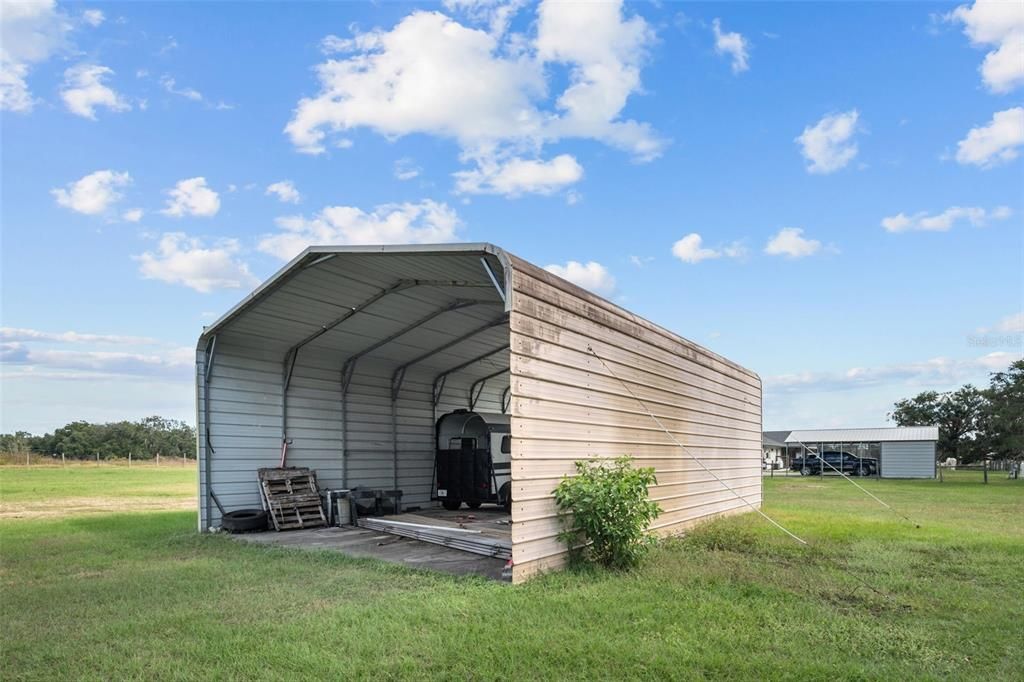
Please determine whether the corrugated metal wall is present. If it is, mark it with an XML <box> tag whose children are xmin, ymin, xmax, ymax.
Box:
<box><xmin>880</xmin><ymin>441</ymin><xmax>936</xmax><ymax>478</ymax></box>
<box><xmin>506</xmin><ymin>257</ymin><xmax>763</xmax><ymax>582</ymax></box>
<box><xmin>198</xmin><ymin>246</ymin><xmax>762</xmax><ymax>583</ymax></box>
<box><xmin>198</xmin><ymin>331</ymin><xmax>508</xmax><ymax>530</ymax></box>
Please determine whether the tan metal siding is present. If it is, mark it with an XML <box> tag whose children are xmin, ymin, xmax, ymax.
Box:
<box><xmin>507</xmin><ymin>258</ymin><xmax>762</xmax><ymax>582</ymax></box>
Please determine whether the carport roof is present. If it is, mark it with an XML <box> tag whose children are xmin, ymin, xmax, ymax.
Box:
<box><xmin>196</xmin><ymin>244</ymin><xmax>514</xmax><ymax>397</ymax></box>
<box><xmin>198</xmin><ymin>243</ymin><xmax>510</xmax><ymax>346</ymax></box>
<box><xmin>784</xmin><ymin>427</ymin><xmax>939</xmax><ymax>443</ymax></box>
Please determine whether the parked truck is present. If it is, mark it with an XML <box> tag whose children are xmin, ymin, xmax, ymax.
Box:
<box><xmin>790</xmin><ymin>451</ymin><xmax>878</xmax><ymax>477</ymax></box>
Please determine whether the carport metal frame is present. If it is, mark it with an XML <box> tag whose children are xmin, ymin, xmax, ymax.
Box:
<box><xmin>384</xmin><ymin>313</ymin><xmax>509</xmax><ymax>489</ymax></box>
<box><xmin>198</xmin><ymin>245</ymin><xmax>514</xmax><ymax>521</ymax></box>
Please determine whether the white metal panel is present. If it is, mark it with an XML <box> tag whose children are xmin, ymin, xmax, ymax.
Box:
<box><xmin>881</xmin><ymin>441</ymin><xmax>936</xmax><ymax>478</ymax></box>
<box><xmin>786</xmin><ymin>427</ymin><xmax>939</xmax><ymax>443</ymax></box>
<box><xmin>196</xmin><ymin>249</ymin><xmax>511</xmax><ymax>530</ymax></box>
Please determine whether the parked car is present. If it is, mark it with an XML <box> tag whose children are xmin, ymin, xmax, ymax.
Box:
<box><xmin>790</xmin><ymin>451</ymin><xmax>878</xmax><ymax>477</ymax></box>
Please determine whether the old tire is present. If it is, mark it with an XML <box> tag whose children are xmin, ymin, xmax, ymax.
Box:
<box><xmin>800</xmin><ymin>466</ymin><xmax>812</xmax><ymax>476</ymax></box>
<box><xmin>466</xmin><ymin>501</ymin><xmax>482</xmax><ymax>510</ymax></box>
<box><xmin>221</xmin><ymin>509</ymin><xmax>268</xmax><ymax>533</ymax></box>
<box><xmin>856</xmin><ymin>465</ymin><xmax>868</xmax><ymax>477</ymax></box>
<box><xmin>442</xmin><ymin>499</ymin><xmax>462</xmax><ymax>511</ymax></box>
<box><xmin>499</xmin><ymin>482</ymin><xmax>512</xmax><ymax>514</ymax></box>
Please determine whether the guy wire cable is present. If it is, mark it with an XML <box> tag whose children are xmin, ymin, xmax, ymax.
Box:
<box><xmin>585</xmin><ymin>345</ymin><xmax>910</xmax><ymax>606</ymax></box>
<box><xmin>787</xmin><ymin>437</ymin><xmax>921</xmax><ymax>528</ymax></box>
<box><xmin>585</xmin><ymin>345</ymin><xmax>808</xmax><ymax>546</ymax></box>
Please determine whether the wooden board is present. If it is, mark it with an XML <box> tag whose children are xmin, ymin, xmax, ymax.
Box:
<box><xmin>257</xmin><ymin>467</ymin><xmax>327</xmax><ymax>531</ymax></box>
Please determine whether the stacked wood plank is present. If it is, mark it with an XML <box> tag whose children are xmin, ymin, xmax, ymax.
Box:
<box><xmin>258</xmin><ymin>467</ymin><xmax>327</xmax><ymax>531</ymax></box>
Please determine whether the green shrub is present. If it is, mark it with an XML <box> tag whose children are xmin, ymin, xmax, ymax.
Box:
<box><xmin>553</xmin><ymin>456</ymin><xmax>661</xmax><ymax>570</ymax></box>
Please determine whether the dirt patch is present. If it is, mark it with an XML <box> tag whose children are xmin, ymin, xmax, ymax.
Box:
<box><xmin>0</xmin><ymin>496</ymin><xmax>195</xmax><ymax>519</ymax></box>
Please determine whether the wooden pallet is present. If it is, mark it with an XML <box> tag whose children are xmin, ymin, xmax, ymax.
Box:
<box><xmin>257</xmin><ymin>467</ymin><xmax>327</xmax><ymax>531</ymax></box>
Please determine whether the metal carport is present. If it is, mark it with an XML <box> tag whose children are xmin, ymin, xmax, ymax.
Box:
<box><xmin>197</xmin><ymin>244</ymin><xmax>763</xmax><ymax>582</ymax></box>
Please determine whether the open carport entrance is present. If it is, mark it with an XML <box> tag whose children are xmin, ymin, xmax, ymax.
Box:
<box><xmin>198</xmin><ymin>246</ymin><xmax>514</xmax><ymax>568</ymax></box>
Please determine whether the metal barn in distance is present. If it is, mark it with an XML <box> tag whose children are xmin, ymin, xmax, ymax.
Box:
<box><xmin>196</xmin><ymin>244</ymin><xmax>763</xmax><ymax>582</ymax></box>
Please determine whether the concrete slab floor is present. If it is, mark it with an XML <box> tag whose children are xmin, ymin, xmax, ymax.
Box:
<box><xmin>232</xmin><ymin>526</ymin><xmax>509</xmax><ymax>581</ymax></box>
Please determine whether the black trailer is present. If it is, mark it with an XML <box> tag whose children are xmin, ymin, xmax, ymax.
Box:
<box><xmin>433</xmin><ymin>410</ymin><xmax>511</xmax><ymax>511</ymax></box>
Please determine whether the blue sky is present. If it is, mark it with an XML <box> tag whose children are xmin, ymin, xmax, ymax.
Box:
<box><xmin>1</xmin><ymin>0</ymin><xmax>1022</xmax><ymax>434</ymax></box>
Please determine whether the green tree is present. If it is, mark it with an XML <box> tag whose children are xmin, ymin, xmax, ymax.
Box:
<box><xmin>1</xmin><ymin>417</ymin><xmax>196</xmax><ymax>460</ymax></box>
<box><xmin>889</xmin><ymin>386</ymin><xmax>986</xmax><ymax>461</ymax></box>
<box><xmin>980</xmin><ymin>360</ymin><xmax>1024</xmax><ymax>460</ymax></box>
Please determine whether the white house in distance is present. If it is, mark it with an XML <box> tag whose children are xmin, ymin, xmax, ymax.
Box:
<box><xmin>762</xmin><ymin>427</ymin><xmax>940</xmax><ymax>478</ymax></box>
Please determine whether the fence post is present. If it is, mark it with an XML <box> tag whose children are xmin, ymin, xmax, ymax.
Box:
<box><xmin>61</xmin><ymin>452</ymin><xmax>66</xmax><ymax>468</ymax></box>
<box><xmin>938</xmin><ymin>463</ymin><xmax>943</xmax><ymax>483</ymax></box>
<box><xmin>984</xmin><ymin>460</ymin><xmax>988</xmax><ymax>484</ymax></box>
<box><xmin>25</xmin><ymin>451</ymin><xmax>30</xmax><ymax>468</ymax></box>
<box><xmin>96</xmin><ymin>451</ymin><xmax>100</xmax><ymax>466</ymax></box>
<box><xmin>129</xmin><ymin>451</ymin><xmax>132</xmax><ymax>468</ymax></box>
<box><xmin>157</xmin><ymin>452</ymin><xmax>160</xmax><ymax>466</ymax></box>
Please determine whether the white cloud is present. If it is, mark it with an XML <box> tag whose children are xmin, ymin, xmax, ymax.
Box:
<box><xmin>995</xmin><ymin>312</ymin><xmax>1024</xmax><ymax>334</ymax></box>
<box><xmin>135</xmin><ymin>233</ymin><xmax>258</xmax><ymax>293</ymax></box>
<box><xmin>955</xmin><ymin>107</ymin><xmax>1024</xmax><ymax>168</ymax></box>
<box><xmin>0</xmin><ymin>327</ymin><xmax>158</xmax><ymax>345</ymax></box>
<box><xmin>60</xmin><ymin>63</ymin><xmax>130</xmax><ymax>119</ymax></box>
<box><xmin>0</xmin><ymin>0</ymin><xmax>72</xmax><ymax>113</ymax></box>
<box><xmin>671</xmin><ymin>233</ymin><xmax>746</xmax><ymax>264</ymax></box>
<box><xmin>265</xmin><ymin>180</ymin><xmax>301</xmax><ymax>204</ymax></box>
<box><xmin>51</xmin><ymin>170</ymin><xmax>131</xmax><ymax>215</ymax></box>
<box><xmin>766</xmin><ymin>351</ymin><xmax>1021</xmax><ymax>394</ymax></box>
<box><xmin>285</xmin><ymin>11</ymin><xmax>543</xmax><ymax>155</ymax></box>
<box><xmin>159</xmin><ymin>75</ymin><xmax>202</xmax><ymax>101</ymax></box>
<box><xmin>672</xmin><ymin>233</ymin><xmax>717</xmax><ymax>264</ymax></box>
<box><xmin>285</xmin><ymin>1</ymin><xmax>663</xmax><ymax>195</ymax></box>
<box><xmin>122</xmin><ymin>208</ymin><xmax>144</xmax><ymax>223</ymax></box>
<box><xmin>453</xmin><ymin>153</ymin><xmax>583</xmax><ymax>196</ymax></box>
<box><xmin>82</xmin><ymin>9</ymin><xmax>104</xmax><ymax>27</ymax></box>
<box><xmin>394</xmin><ymin>157</ymin><xmax>421</xmax><ymax>181</ymax></box>
<box><xmin>629</xmin><ymin>255</ymin><xmax>653</xmax><ymax>267</ymax></box>
<box><xmin>443</xmin><ymin>0</ymin><xmax>529</xmax><ymax>37</ymax></box>
<box><xmin>1</xmin><ymin>342</ymin><xmax>192</xmax><ymax>379</ymax></box>
<box><xmin>258</xmin><ymin>200</ymin><xmax>461</xmax><ymax>261</ymax></box>
<box><xmin>543</xmin><ymin>260</ymin><xmax>616</xmax><ymax>295</ymax></box>
<box><xmin>0</xmin><ymin>60</ymin><xmax>33</xmax><ymax>112</ymax></box>
<box><xmin>978</xmin><ymin>311</ymin><xmax>1024</xmax><ymax>334</ymax></box>
<box><xmin>881</xmin><ymin>205</ymin><xmax>1012</xmax><ymax>232</ymax></box>
<box><xmin>948</xmin><ymin>1</ymin><xmax>1024</xmax><ymax>93</ymax></box>
<box><xmin>161</xmin><ymin>177</ymin><xmax>220</xmax><ymax>217</ymax></box>
<box><xmin>764</xmin><ymin>227</ymin><xmax>822</xmax><ymax>258</ymax></box>
<box><xmin>795</xmin><ymin>110</ymin><xmax>860</xmax><ymax>174</ymax></box>
<box><xmin>711</xmin><ymin>18</ymin><xmax>750</xmax><ymax>73</ymax></box>
<box><xmin>320</xmin><ymin>34</ymin><xmax>350</xmax><ymax>54</ymax></box>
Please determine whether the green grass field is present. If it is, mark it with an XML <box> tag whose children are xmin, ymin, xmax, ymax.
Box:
<box><xmin>0</xmin><ymin>461</ymin><xmax>195</xmax><ymax>519</ymax></box>
<box><xmin>1</xmin><ymin>467</ymin><xmax>1021</xmax><ymax>680</ymax></box>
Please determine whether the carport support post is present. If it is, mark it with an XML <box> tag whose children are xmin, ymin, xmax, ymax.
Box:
<box><xmin>202</xmin><ymin>334</ymin><xmax>218</xmax><ymax>531</ymax></box>
<box><xmin>340</xmin><ymin>385</ymin><xmax>348</xmax><ymax>489</ymax></box>
<box><xmin>391</xmin><ymin>398</ymin><xmax>399</xmax><ymax>493</ymax></box>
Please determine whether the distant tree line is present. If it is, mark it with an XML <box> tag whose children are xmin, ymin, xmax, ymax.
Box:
<box><xmin>889</xmin><ymin>360</ymin><xmax>1023</xmax><ymax>463</ymax></box>
<box><xmin>0</xmin><ymin>416</ymin><xmax>196</xmax><ymax>460</ymax></box>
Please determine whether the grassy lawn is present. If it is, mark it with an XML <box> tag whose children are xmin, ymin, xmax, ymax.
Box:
<box><xmin>1</xmin><ymin>468</ymin><xmax>1021</xmax><ymax>680</ymax></box>
<box><xmin>0</xmin><ymin>462</ymin><xmax>195</xmax><ymax>519</ymax></box>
